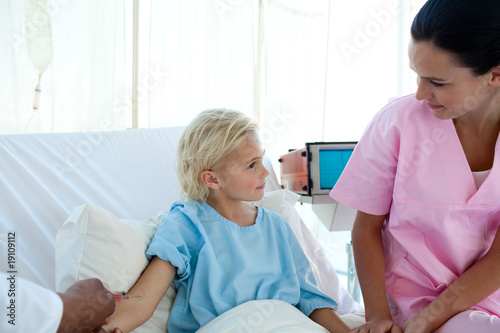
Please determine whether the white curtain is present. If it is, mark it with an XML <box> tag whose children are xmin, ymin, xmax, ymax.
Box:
<box><xmin>144</xmin><ymin>0</ymin><xmax>256</xmax><ymax>128</ymax></box>
<box><xmin>324</xmin><ymin>0</ymin><xmax>400</xmax><ymax>142</ymax></box>
<box><xmin>2</xmin><ymin>0</ymin><xmax>425</xmax><ymax>160</ymax></box>
<box><xmin>1</xmin><ymin>0</ymin><xmax>128</xmax><ymax>134</ymax></box>
<box><xmin>129</xmin><ymin>0</ymin><xmax>425</xmax><ymax>172</ymax></box>
<box><xmin>259</xmin><ymin>0</ymin><xmax>330</xmax><ymax>170</ymax></box>
<box><xmin>143</xmin><ymin>0</ymin><xmax>332</xmax><ymax>169</ymax></box>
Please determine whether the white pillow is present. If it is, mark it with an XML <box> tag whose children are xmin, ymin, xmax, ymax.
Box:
<box><xmin>55</xmin><ymin>203</ymin><xmax>176</xmax><ymax>333</ymax></box>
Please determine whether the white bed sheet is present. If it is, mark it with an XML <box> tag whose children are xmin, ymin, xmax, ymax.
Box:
<box><xmin>0</xmin><ymin>128</ymin><xmax>184</xmax><ymax>288</ymax></box>
<box><xmin>197</xmin><ymin>299</ymin><xmax>366</xmax><ymax>332</ymax></box>
<box><xmin>197</xmin><ymin>300</ymin><xmax>329</xmax><ymax>333</ymax></box>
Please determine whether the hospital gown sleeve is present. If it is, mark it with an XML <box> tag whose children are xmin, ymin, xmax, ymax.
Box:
<box><xmin>146</xmin><ymin>202</ymin><xmax>204</xmax><ymax>280</ymax></box>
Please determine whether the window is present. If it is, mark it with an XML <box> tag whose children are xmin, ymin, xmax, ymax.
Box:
<box><xmin>2</xmin><ymin>0</ymin><xmax>425</xmax><ymax>152</ymax></box>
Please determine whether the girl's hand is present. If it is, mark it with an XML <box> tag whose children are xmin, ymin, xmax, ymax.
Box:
<box><xmin>350</xmin><ymin>319</ymin><xmax>402</xmax><ymax>333</ymax></box>
<box><xmin>93</xmin><ymin>328</ymin><xmax>122</xmax><ymax>333</ymax></box>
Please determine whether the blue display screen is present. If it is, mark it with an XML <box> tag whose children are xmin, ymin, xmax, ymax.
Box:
<box><xmin>318</xmin><ymin>149</ymin><xmax>353</xmax><ymax>189</ymax></box>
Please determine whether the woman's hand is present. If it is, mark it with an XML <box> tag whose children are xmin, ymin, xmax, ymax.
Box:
<box><xmin>402</xmin><ymin>314</ymin><xmax>432</xmax><ymax>333</ymax></box>
<box><xmin>350</xmin><ymin>319</ymin><xmax>402</xmax><ymax>333</ymax></box>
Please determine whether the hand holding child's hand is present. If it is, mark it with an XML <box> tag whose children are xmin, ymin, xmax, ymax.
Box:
<box><xmin>402</xmin><ymin>314</ymin><xmax>432</xmax><ymax>333</ymax></box>
<box><xmin>57</xmin><ymin>278</ymin><xmax>116</xmax><ymax>333</ymax></box>
<box><xmin>91</xmin><ymin>318</ymin><xmax>123</xmax><ymax>333</ymax></box>
<box><xmin>92</xmin><ymin>328</ymin><xmax>121</xmax><ymax>333</ymax></box>
<box><xmin>350</xmin><ymin>319</ymin><xmax>403</xmax><ymax>333</ymax></box>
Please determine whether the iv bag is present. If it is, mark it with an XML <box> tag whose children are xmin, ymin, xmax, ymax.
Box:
<box><xmin>25</xmin><ymin>0</ymin><xmax>53</xmax><ymax>110</ymax></box>
<box><xmin>25</xmin><ymin>0</ymin><xmax>53</xmax><ymax>74</ymax></box>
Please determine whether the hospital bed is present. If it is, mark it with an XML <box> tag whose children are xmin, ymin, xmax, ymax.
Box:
<box><xmin>0</xmin><ymin>127</ymin><xmax>364</xmax><ymax>332</ymax></box>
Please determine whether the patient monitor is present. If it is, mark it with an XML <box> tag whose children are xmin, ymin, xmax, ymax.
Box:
<box><xmin>279</xmin><ymin>142</ymin><xmax>357</xmax><ymax>231</ymax></box>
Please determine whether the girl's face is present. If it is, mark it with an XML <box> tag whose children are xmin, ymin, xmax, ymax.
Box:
<box><xmin>215</xmin><ymin>132</ymin><xmax>269</xmax><ymax>203</ymax></box>
<box><xmin>408</xmin><ymin>40</ymin><xmax>495</xmax><ymax>121</ymax></box>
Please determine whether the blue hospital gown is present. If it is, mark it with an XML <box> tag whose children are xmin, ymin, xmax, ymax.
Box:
<box><xmin>146</xmin><ymin>200</ymin><xmax>337</xmax><ymax>333</ymax></box>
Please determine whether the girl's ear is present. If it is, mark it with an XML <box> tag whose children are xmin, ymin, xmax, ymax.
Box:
<box><xmin>201</xmin><ymin>170</ymin><xmax>220</xmax><ymax>190</ymax></box>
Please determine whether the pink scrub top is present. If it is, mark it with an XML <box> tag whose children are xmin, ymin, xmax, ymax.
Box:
<box><xmin>330</xmin><ymin>94</ymin><xmax>500</xmax><ymax>325</ymax></box>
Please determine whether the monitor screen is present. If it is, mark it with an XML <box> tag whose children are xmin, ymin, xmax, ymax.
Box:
<box><xmin>318</xmin><ymin>149</ymin><xmax>353</xmax><ymax>189</ymax></box>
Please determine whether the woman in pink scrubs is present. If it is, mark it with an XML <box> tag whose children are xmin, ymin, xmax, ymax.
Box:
<box><xmin>330</xmin><ymin>0</ymin><xmax>500</xmax><ymax>332</ymax></box>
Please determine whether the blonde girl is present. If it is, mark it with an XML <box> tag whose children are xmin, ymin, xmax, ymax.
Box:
<box><xmin>105</xmin><ymin>109</ymin><xmax>350</xmax><ymax>333</ymax></box>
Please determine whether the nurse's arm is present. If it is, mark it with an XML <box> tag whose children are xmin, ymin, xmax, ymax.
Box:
<box><xmin>350</xmin><ymin>211</ymin><xmax>402</xmax><ymax>332</ymax></box>
<box><xmin>404</xmin><ymin>227</ymin><xmax>500</xmax><ymax>332</ymax></box>
<box><xmin>103</xmin><ymin>256</ymin><xmax>176</xmax><ymax>333</ymax></box>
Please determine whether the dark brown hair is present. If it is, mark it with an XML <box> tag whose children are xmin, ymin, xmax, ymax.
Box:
<box><xmin>411</xmin><ymin>0</ymin><xmax>500</xmax><ymax>75</ymax></box>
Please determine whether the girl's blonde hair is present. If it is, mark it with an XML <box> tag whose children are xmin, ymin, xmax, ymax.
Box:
<box><xmin>176</xmin><ymin>108</ymin><xmax>258</xmax><ymax>201</ymax></box>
